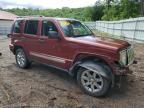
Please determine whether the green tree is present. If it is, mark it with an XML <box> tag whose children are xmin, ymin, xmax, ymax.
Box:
<box><xmin>91</xmin><ymin>1</ymin><xmax>105</xmax><ymax>20</ymax></box>
<box><xmin>119</xmin><ymin>0</ymin><xmax>140</xmax><ymax>19</ymax></box>
<box><xmin>102</xmin><ymin>0</ymin><xmax>140</xmax><ymax>20</ymax></box>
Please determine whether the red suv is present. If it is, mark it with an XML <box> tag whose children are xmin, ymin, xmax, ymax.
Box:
<box><xmin>9</xmin><ymin>17</ymin><xmax>135</xmax><ymax>97</ymax></box>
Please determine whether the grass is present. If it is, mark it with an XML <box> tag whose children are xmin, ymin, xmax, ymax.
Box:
<box><xmin>92</xmin><ymin>30</ymin><xmax>125</xmax><ymax>40</ymax></box>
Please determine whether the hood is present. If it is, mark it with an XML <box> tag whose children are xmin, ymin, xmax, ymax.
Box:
<box><xmin>68</xmin><ymin>35</ymin><xmax>130</xmax><ymax>52</ymax></box>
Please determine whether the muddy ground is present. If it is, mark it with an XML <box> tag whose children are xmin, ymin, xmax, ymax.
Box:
<box><xmin>0</xmin><ymin>37</ymin><xmax>144</xmax><ymax>108</ymax></box>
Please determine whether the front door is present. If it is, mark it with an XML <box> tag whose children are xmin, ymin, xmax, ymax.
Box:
<box><xmin>37</xmin><ymin>20</ymin><xmax>70</xmax><ymax>69</ymax></box>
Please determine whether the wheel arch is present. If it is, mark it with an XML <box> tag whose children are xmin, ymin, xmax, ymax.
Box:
<box><xmin>13</xmin><ymin>45</ymin><xmax>30</xmax><ymax>60</ymax></box>
<box><xmin>69</xmin><ymin>53</ymin><xmax>114</xmax><ymax>80</ymax></box>
<box><xmin>13</xmin><ymin>45</ymin><xmax>23</xmax><ymax>55</ymax></box>
<box><xmin>72</xmin><ymin>53</ymin><xmax>112</xmax><ymax>65</ymax></box>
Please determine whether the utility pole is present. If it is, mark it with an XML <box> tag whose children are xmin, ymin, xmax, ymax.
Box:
<box><xmin>106</xmin><ymin>0</ymin><xmax>114</xmax><ymax>20</ymax></box>
<box><xmin>106</xmin><ymin>0</ymin><xmax>112</xmax><ymax>10</ymax></box>
<box><xmin>140</xmin><ymin>0</ymin><xmax>144</xmax><ymax>16</ymax></box>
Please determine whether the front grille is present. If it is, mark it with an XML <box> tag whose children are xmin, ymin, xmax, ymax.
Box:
<box><xmin>126</xmin><ymin>47</ymin><xmax>134</xmax><ymax>65</ymax></box>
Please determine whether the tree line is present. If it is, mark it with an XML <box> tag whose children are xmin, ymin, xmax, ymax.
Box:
<box><xmin>1</xmin><ymin>0</ymin><xmax>142</xmax><ymax>21</ymax></box>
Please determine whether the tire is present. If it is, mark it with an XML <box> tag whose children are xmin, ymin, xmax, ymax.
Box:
<box><xmin>77</xmin><ymin>65</ymin><xmax>111</xmax><ymax>97</ymax></box>
<box><xmin>15</xmin><ymin>48</ymin><xmax>31</xmax><ymax>69</ymax></box>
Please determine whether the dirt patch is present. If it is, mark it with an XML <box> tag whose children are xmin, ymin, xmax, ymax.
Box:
<box><xmin>0</xmin><ymin>38</ymin><xmax>144</xmax><ymax>108</ymax></box>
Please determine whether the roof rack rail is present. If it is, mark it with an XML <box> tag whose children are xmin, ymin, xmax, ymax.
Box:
<box><xmin>17</xmin><ymin>15</ymin><xmax>45</xmax><ymax>18</ymax></box>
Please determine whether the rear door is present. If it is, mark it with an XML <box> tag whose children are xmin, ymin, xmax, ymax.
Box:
<box><xmin>23</xmin><ymin>20</ymin><xmax>40</xmax><ymax>60</ymax></box>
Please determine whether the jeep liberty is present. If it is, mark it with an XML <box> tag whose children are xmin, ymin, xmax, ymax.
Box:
<box><xmin>9</xmin><ymin>17</ymin><xmax>135</xmax><ymax>97</ymax></box>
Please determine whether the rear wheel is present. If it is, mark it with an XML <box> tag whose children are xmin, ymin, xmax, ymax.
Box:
<box><xmin>15</xmin><ymin>48</ymin><xmax>31</xmax><ymax>69</ymax></box>
<box><xmin>77</xmin><ymin>66</ymin><xmax>111</xmax><ymax>97</ymax></box>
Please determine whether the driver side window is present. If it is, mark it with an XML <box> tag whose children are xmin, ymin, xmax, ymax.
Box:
<box><xmin>41</xmin><ymin>20</ymin><xmax>58</xmax><ymax>37</ymax></box>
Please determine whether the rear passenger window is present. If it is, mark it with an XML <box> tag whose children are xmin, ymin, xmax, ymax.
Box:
<box><xmin>13</xmin><ymin>20</ymin><xmax>22</xmax><ymax>33</ymax></box>
<box><xmin>24</xmin><ymin>20</ymin><xmax>38</xmax><ymax>35</ymax></box>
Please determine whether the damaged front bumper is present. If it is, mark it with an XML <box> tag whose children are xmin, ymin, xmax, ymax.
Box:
<box><xmin>115</xmin><ymin>67</ymin><xmax>132</xmax><ymax>75</ymax></box>
<box><xmin>114</xmin><ymin>60</ymin><xmax>137</xmax><ymax>75</ymax></box>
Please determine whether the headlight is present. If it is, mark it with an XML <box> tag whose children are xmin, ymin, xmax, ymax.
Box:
<box><xmin>119</xmin><ymin>50</ymin><xmax>127</xmax><ymax>66</ymax></box>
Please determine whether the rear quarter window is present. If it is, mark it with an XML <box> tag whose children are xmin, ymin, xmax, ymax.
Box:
<box><xmin>13</xmin><ymin>20</ymin><xmax>23</xmax><ymax>33</ymax></box>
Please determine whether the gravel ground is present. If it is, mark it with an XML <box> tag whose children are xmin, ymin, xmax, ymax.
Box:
<box><xmin>0</xmin><ymin>37</ymin><xmax>144</xmax><ymax>108</ymax></box>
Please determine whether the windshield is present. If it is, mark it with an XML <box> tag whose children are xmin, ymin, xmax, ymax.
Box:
<box><xmin>58</xmin><ymin>20</ymin><xmax>93</xmax><ymax>37</ymax></box>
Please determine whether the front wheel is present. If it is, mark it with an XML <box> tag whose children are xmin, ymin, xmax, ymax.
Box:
<box><xmin>77</xmin><ymin>67</ymin><xmax>111</xmax><ymax>97</ymax></box>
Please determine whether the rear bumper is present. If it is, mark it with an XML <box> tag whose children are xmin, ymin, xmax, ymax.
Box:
<box><xmin>9</xmin><ymin>44</ymin><xmax>14</xmax><ymax>54</ymax></box>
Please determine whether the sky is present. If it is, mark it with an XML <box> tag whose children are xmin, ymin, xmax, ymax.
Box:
<box><xmin>0</xmin><ymin>0</ymin><xmax>96</xmax><ymax>9</ymax></box>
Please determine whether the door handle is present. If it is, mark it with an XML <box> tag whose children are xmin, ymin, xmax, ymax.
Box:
<box><xmin>38</xmin><ymin>39</ymin><xmax>45</xmax><ymax>43</ymax></box>
<box><xmin>21</xmin><ymin>37</ymin><xmax>26</xmax><ymax>41</ymax></box>
<box><xmin>52</xmin><ymin>44</ymin><xmax>60</xmax><ymax>49</ymax></box>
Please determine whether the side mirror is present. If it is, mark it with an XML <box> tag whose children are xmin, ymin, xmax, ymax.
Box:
<box><xmin>7</xmin><ymin>34</ymin><xmax>12</xmax><ymax>38</ymax></box>
<box><xmin>48</xmin><ymin>31</ymin><xmax>60</xmax><ymax>39</ymax></box>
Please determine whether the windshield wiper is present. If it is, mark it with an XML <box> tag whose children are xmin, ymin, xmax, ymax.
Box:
<box><xmin>74</xmin><ymin>34</ymin><xmax>93</xmax><ymax>37</ymax></box>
